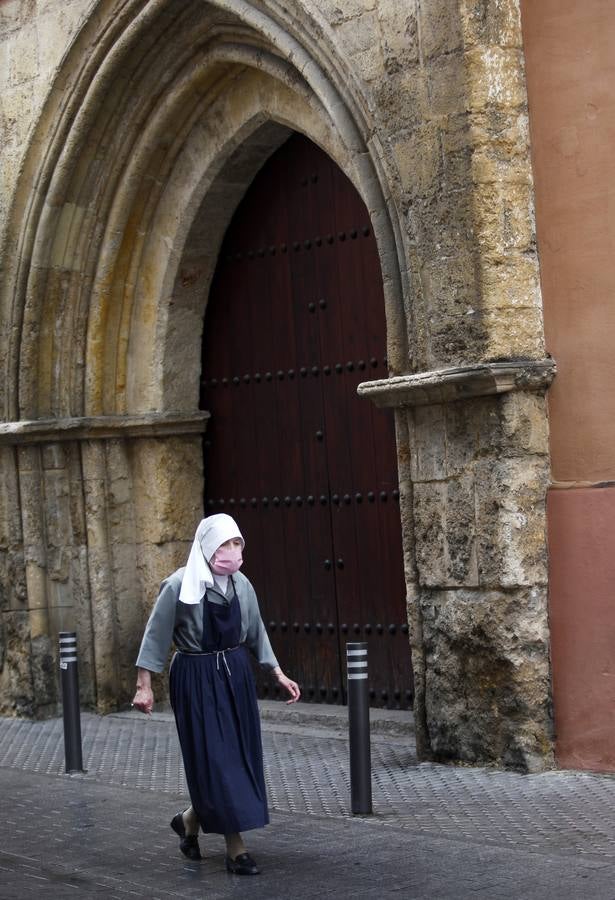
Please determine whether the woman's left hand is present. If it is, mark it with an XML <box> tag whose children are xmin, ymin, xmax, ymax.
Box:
<box><xmin>273</xmin><ymin>669</ymin><xmax>301</xmax><ymax>704</ymax></box>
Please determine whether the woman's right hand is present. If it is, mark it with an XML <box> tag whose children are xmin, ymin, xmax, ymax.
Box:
<box><xmin>132</xmin><ymin>668</ymin><xmax>154</xmax><ymax>714</ymax></box>
<box><xmin>132</xmin><ymin>685</ymin><xmax>154</xmax><ymax>714</ymax></box>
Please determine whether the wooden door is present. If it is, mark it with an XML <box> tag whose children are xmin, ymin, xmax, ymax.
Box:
<box><xmin>200</xmin><ymin>134</ymin><xmax>413</xmax><ymax>709</ymax></box>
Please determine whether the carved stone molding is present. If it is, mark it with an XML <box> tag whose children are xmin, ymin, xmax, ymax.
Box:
<box><xmin>0</xmin><ymin>411</ymin><xmax>210</xmax><ymax>445</ymax></box>
<box><xmin>357</xmin><ymin>359</ymin><xmax>556</xmax><ymax>409</ymax></box>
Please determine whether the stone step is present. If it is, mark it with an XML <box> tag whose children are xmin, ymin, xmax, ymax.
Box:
<box><xmin>115</xmin><ymin>701</ymin><xmax>415</xmax><ymax>743</ymax></box>
<box><xmin>257</xmin><ymin>699</ymin><xmax>415</xmax><ymax>740</ymax></box>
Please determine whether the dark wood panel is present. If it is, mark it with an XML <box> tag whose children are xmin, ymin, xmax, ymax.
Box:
<box><xmin>201</xmin><ymin>133</ymin><xmax>412</xmax><ymax>708</ymax></box>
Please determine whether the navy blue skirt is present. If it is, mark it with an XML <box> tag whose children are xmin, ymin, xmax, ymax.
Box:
<box><xmin>169</xmin><ymin>645</ymin><xmax>269</xmax><ymax>834</ymax></box>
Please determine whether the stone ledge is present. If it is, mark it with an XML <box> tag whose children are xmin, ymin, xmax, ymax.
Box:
<box><xmin>357</xmin><ymin>359</ymin><xmax>556</xmax><ymax>408</ymax></box>
<box><xmin>0</xmin><ymin>411</ymin><xmax>210</xmax><ymax>445</ymax></box>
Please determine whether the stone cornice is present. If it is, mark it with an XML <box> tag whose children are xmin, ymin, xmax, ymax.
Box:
<box><xmin>357</xmin><ymin>359</ymin><xmax>556</xmax><ymax>409</ymax></box>
<box><xmin>0</xmin><ymin>411</ymin><xmax>210</xmax><ymax>445</ymax></box>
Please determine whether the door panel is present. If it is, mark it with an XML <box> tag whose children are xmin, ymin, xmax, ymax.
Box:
<box><xmin>201</xmin><ymin>133</ymin><xmax>412</xmax><ymax>708</ymax></box>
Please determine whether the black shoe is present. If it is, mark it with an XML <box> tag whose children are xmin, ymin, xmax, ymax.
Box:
<box><xmin>225</xmin><ymin>852</ymin><xmax>260</xmax><ymax>875</ymax></box>
<box><xmin>170</xmin><ymin>811</ymin><xmax>202</xmax><ymax>861</ymax></box>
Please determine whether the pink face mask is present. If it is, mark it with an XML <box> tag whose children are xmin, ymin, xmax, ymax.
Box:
<box><xmin>210</xmin><ymin>544</ymin><xmax>243</xmax><ymax>575</ymax></box>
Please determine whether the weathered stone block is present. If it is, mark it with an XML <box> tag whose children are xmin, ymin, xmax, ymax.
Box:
<box><xmin>41</xmin><ymin>442</ymin><xmax>66</xmax><ymax>470</ymax></box>
<box><xmin>427</xmin><ymin>312</ymin><xmax>489</xmax><ymax>370</ymax></box>
<box><xmin>426</xmin><ymin>50</ymin><xmax>468</xmax><ymax>118</ymax></box>
<box><xmin>471</xmin><ymin>147</ymin><xmax>531</xmax><ymax>185</ymax></box>
<box><xmin>444</xmin><ymin>395</ymin><xmax>502</xmax><ymax>474</ymax></box>
<box><xmin>0</xmin><ymin>611</ymin><xmax>33</xmax><ymax>716</ymax></box>
<box><xmin>36</xmin><ymin>7</ymin><xmax>86</xmax><ymax>76</ymax></box>
<box><xmin>479</xmin><ymin>253</ymin><xmax>541</xmax><ymax>311</ymax></box>
<box><xmin>0</xmin><ymin>547</ymin><xmax>26</xmax><ymax>611</ymax></box>
<box><xmin>326</xmin><ymin>0</ymin><xmax>378</xmax><ymax>26</ymax></box>
<box><xmin>67</xmin><ymin>444</ymin><xmax>87</xmax><ymax>544</ymax></box>
<box><xmin>500</xmin><ymin>392</ymin><xmax>549</xmax><ymax>457</ymax></box>
<box><xmin>131</xmin><ymin>437</ymin><xmax>203</xmax><ymax>544</ymax></box>
<box><xmin>375</xmin><ymin>68</ymin><xmax>429</xmax><ymax>134</ymax></box>
<box><xmin>380</xmin><ymin>3</ymin><xmax>419</xmax><ymax>71</ymax></box>
<box><xmin>43</xmin><ymin>468</ymin><xmax>72</xmax><ymax>559</ymax></box>
<box><xmin>409</xmin><ymin>404</ymin><xmax>447</xmax><ymax>482</ymax></box>
<box><xmin>414</xmin><ymin>475</ymin><xmax>478</xmax><ymax>587</ymax></box>
<box><xmin>465</xmin><ymin>48</ymin><xmax>527</xmax><ymax>111</ymax></box>
<box><xmin>418</xmin><ymin>0</ymin><xmax>463</xmax><ymax>59</ymax></box>
<box><xmin>0</xmin><ymin>448</ymin><xmax>21</xmax><ymax>550</ymax></box>
<box><xmin>472</xmin><ymin>181</ymin><xmax>535</xmax><ymax>255</ymax></box>
<box><xmin>0</xmin><ymin>0</ymin><xmax>35</xmax><ymax>32</ymax></box>
<box><xmin>7</xmin><ymin>23</ymin><xmax>39</xmax><ymax>85</ymax></box>
<box><xmin>161</xmin><ymin>304</ymin><xmax>206</xmax><ymax>412</ymax></box>
<box><xmin>105</xmin><ymin>440</ymin><xmax>135</xmax><ymax>535</ymax></box>
<box><xmin>460</xmin><ymin>0</ymin><xmax>523</xmax><ymax>49</ymax></box>
<box><xmin>421</xmin><ymin>587</ymin><xmax>552</xmax><ymax>771</ymax></box>
<box><xmin>409</xmin><ymin>189</ymin><xmax>475</xmax><ymax>260</ymax></box>
<box><xmin>468</xmin><ymin>108</ymin><xmax>530</xmax><ymax>152</ymax></box>
<box><xmin>0</xmin><ymin>81</ymin><xmax>35</xmax><ymax>147</ymax></box>
<box><xmin>0</xmin><ymin>147</ymin><xmax>23</xmax><ymax>237</ymax></box>
<box><xmin>482</xmin><ymin>306</ymin><xmax>546</xmax><ymax>360</ymax></box>
<box><xmin>391</xmin><ymin>123</ymin><xmax>442</xmax><ymax>200</ymax></box>
<box><xmin>350</xmin><ymin>42</ymin><xmax>388</xmax><ymax>83</ymax></box>
<box><xmin>30</xmin><ymin>632</ymin><xmax>57</xmax><ymax>710</ymax></box>
<box><xmin>0</xmin><ymin>37</ymin><xmax>7</xmax><ymax>89</ymax></box>
<box><xmin>419</xmin><ymin>250</ymin><xmax>478</xmax><ymax>322</ymax></box>
<box><xmin>474</xmin><ymin>457</ymin><xmax>550</xmax><ymax>587</ymax></box>
<box><xmin>440</xmin><ymin>114</ymin><xmax>474</xmax><ymax>195</ymax></box>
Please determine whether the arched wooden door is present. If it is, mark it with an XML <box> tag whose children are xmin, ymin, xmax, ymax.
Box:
<box><xmin>200</xmin><ymin>134</ymin><xmax>412</xmax><ymax>709</ymax></box>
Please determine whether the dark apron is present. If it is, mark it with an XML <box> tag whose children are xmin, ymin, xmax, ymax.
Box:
<box><xmin>169</xmin><ymin>579</ymin><xmax>268</xmax><ymax>834</ymax></box>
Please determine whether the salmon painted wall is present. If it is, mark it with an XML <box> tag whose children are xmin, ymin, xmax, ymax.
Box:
<box><xmin>521</xmin><ymin>1</ymin><xmax>615</xmax><ymax>770</ymax></box>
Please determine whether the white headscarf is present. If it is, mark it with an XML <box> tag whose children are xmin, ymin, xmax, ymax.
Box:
<box><xmin>179</xmin><ymin>514</ymin><xmax>244</xmax><ymax>605</ymax></box>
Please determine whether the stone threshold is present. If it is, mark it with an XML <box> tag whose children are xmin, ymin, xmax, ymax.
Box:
<box><xmin>258</xmin><ymin>698</ymin><xmax>415</xmax><ymax>739</ymax></box>
<box><xmin>111</xmin><ymin>700</ymin><xmax>415</xmax><ymax>740</ymax></box>
<box><xmin>358</xmin><ymin>358</ymin><xmax>556</xmax><ymax>408</ymax></box>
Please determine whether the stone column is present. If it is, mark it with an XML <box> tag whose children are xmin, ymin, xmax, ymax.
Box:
<box><xmin>360</xmin><ymin>359</ymin><xmax>556</xmax><ymax>771</ymax></box>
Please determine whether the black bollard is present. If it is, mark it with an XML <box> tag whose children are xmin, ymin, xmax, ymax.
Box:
<box><xmin>59</xmin><ymin>632</ymin><xmax>84</xmax><ymax>774</ymax></box>
<box><xmin>346</xmin><ymin>641</ymin><xmax>372</xmax><ymax>814</ymax></box>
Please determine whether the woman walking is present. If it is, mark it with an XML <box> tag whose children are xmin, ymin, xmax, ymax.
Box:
<box><xmin>132</xmin><ymin>513</ymin><xmax>300</xmax><ymax>875</ymax></box>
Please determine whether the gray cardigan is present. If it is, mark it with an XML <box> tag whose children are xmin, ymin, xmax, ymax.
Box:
<box><xmin>135</xmin><ymin>567</ymin><xmax>279</xmax><ymax>673</ymax></box>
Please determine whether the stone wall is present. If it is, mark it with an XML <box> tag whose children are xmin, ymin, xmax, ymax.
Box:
<box><xmin>411</xmin><ymin>391</ymin><xmax>552</xmax><ymax>770</ymax></box>
<box><xmin>0</xmin><ymin>0</ymin><xmax>554</xmax><ymax>769</ymax></box>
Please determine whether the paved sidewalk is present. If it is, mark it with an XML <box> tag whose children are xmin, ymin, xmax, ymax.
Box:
<box><xmin>1</xmin><ymin>705</ymin><xmax>615</xmax><ymax>898</ymax></box>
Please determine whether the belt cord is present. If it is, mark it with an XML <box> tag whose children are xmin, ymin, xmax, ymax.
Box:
<box><xmin>216</xmin><ymin>650</ymin><xmax>232</xmax><ymax>677</ymax></box>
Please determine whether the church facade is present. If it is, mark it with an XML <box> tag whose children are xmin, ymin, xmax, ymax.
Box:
<box><xmin>0</xmin><ymin>0</ymin><xmax>611</xmax><ymax>773</ymax></box>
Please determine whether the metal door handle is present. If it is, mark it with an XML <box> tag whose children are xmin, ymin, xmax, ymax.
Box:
<box><xmin>324</xmin><ymin>559</ymin><xmax>332</xmax><ymax>570</ymax></box>
<box><xmin>336</xmin><ymin>558</ymin><xmax>344</xmax><ymax>570</ymax></box>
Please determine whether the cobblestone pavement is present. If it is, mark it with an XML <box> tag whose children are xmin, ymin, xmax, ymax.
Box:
<box><xmin>2</xmin><ymin>708</ymin><xmax>615</xmax><ymax>898</ymax></box>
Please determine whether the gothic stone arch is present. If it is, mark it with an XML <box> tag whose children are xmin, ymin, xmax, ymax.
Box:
<box><xmin>0</xmin><ymin>0</ymin><xmax>555</xmax><ymax>770</ymax></box>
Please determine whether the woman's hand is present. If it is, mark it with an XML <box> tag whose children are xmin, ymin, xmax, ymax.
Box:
<box><xmin>132</xmin><ymin>668</ymin><xmax>154</xmax><ymax>714</ymax></box>
<box><xmin>272</xmin><ymin>668</ymin><xmax>301</xmax><ymax>704</ymax></box>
